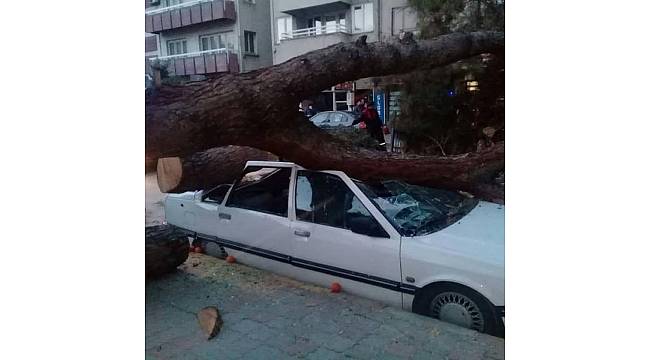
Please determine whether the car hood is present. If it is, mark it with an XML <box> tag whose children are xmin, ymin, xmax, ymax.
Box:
<box><xmin>410</xmin><ymin>201</ymin><xmax>504</xmax><ymax>265</ymax></box>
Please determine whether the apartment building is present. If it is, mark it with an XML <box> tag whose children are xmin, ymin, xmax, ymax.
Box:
<box><xmin>270</xmin><ymin>0</ymin><xmax>417</xmax><ymax>116</ymax></box>
<box><xmin>145</xmin><ymin>0</ymin><xmax>273</xmax><ymax>79</ymax></box>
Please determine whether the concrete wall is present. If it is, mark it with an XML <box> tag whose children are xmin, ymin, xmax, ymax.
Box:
<box><xmin>274</xmin><ymin>32</ymin><xmax>352</xmax><ymax>64</ymax></box>
<box><xmin>236</xmin><ymin>0</ymin><xmax>273</xmax><ymax>72</ymax></box>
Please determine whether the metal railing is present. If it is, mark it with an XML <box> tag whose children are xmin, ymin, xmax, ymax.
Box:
<box><xmin>280</xmin><ymin>23</ymin><xmax>350</xmax><ymax>41</ymax></box>
<box><xmin>145</xmin><ymin>0</ymin><xmax>217</xmax><ymax>15</ymax></box>
<box><xmin>153</xmin><ymin>48</ymin><xmax>229</xmax><ymax>62</ymax></box>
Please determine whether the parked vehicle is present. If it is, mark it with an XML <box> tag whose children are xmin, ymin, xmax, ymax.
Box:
<box><xmin>165</xmin><ymin>161</ymin><xmax>505</xmax><ymax>336</ymax></box>
<box><xmin>309</xmin><ymin>111</ymin><xmax>361</xmax><ymax>128</ymax></box>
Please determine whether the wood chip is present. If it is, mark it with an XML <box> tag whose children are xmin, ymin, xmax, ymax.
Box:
<box><xmin>197</xmin><ymin>306</ymin><xmax>223</xmax><ymax>340</ymax></box>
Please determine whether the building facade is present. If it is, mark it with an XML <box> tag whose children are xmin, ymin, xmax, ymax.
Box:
<box><xmin>270</xmin><ymin>0</ymin><xmax>417</xmax><ymax>115</ymax></box>
<box><xmin>145</xmin><ymin>0</ymin><xmax>273</xmax><ymax>79</ymax></box>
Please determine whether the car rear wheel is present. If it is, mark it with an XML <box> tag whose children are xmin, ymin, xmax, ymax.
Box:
<box><xmin>192</xmin><ymin>239</ymin><xmax>228</xmax><ymax>259</ymax></box>
<box><xmin>413</xmin><ymin>283</ymin><xmax>504</xmax><ymax>337</ymax></box>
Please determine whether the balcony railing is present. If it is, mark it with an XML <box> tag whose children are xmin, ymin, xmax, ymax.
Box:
<box><xmin>280</xmin><ymin>23</ymin><xmax>350</xmax><ymax>41</ymax></box>
<box><xmin>145</xmin><ymin>0</ymin><xmax>214</xmax><ymax>15</ymax></box>
<box><xmin>145</xmin><ymin>0</ymin><xmax>235</xmax><ymax>33</ymax></box>
<box><xmin>154</xmin><ymin>48</ymin><xmax>229</xmax><ymax>61</ymax></box>
<box><xmin>150</xmin><ymin>48</ymin><xmax>239</xmax><ymax>76</ymax></box>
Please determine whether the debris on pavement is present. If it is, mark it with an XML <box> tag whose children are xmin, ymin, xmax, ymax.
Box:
<box><xmin>197</xmin><ymin>306</ymin><xmax>223</xmax><ymax>340</ymax></box>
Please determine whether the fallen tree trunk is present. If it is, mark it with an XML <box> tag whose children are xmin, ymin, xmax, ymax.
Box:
<box><xmin>159</xmin><ymin>139</ymin><xmax>504</xmax><ymax>202</ymax></box>
<box><xmin>146</xmin><ymin>31</ymin><xmax>505</xmax><ymax>201</ymax></box>
<box><xmin>146</xmin><ymin>225</ymin><xmax>190</xmax><ymax>278</ymax></box>
<box><xmin>157</xmin><ymin>146</ymin><xmax>277</xmax><ymax>193</ymax></box>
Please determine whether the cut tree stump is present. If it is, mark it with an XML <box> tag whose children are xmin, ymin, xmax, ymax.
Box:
<box><xmin>145</xmin><ymin>225</ymin><xmax>190</xmax><ymax>278</ymax></box>
<box><xmin>157</xmin><ymin>146</ymin><xmax>277</xmax><ymax>193</ymax></box>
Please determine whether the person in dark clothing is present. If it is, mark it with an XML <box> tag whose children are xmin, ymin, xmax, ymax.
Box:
<box><xmin>354</xmin><ymin>98</ymin><xmax>367</xmax><ymax>114</ymax></box>
<box><xmin>304</xmin><ymin>105</ymin><xmax>317</xmax><ymax>118</ymax></box>
<box><xmin>360</xmin><ymin>101</ymin><xmax>386</xmax><ymax>147</ymax></box>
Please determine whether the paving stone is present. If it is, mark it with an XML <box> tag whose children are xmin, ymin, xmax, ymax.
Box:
<box><xmin>230</xmin><ymin>319</ymin><xmax>262</xmax><ymax>334</ymax></box>
<box><xmin>245</xmin><ymin>324</ymin><xmax>275</xmax><ymax>342</ymax></box>
<box><xmin>319</xmin><ymin>334</ymin><xmax>357</xmax><ymax>353</ymax></box>
<box><xmin>146</xmin><ymin>254</ymin><xmax>504</xmax><ymax>360</ymax></box>
<box><xmin>305</xmin><ymin>347</ymin><xmax>345</xmax><ymax>360</ymax></box>
<box><xmin>285</xmin><ymin>336</ymin><xmax>320</xmax><ymax>356</ymax></box>
<box><xmin>241</xmin><ymin>344</ymin><xmax>285</xmax><ymax>360</ymax></box>
<box><xmin>383</xmin><ymin>338</ymin><xmax>418</xmax><ymax>359</ymax></box>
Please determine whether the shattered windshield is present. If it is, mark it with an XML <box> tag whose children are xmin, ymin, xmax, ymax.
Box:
<box><xmin>356</xmin><ymin>180</ymin><xmax>479</xmax><ymax>237</ymax></box>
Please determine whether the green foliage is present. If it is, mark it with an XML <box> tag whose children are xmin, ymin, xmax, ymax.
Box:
<box><xmin>396</xmin><ymin>0</ymin><xmax>504</xmax><ymax>155</ymax></box>
<box><xmin>409</xmin><ymin>0</ymin><xmax>504</xmax><ymax>37</ymax></box>
<box><xmin>397</xmin><ymin>56</ymin><xmax>504</xmax><ymax>155</ymax></box>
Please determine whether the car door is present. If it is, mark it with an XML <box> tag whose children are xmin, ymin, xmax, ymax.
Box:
<box><xmin>290</xmin><ymin>170</ymin><xmax>404</xmax><ymax>307</ymax></box>
<box><xmin>192</xmin><ymin>184</ymin><xmax>231</xmax><ymax>237</ymax></box>
<box><xmin>215</xmin><ymin>165</ymin><xmax>294</xmax><ymax>269</ymax></box>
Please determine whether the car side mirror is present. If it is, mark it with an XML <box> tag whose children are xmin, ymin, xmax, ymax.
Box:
<box><xmin>348</xmin><ymin>216</ymin><xmax>389</xmax><ymax>238</ymax></box>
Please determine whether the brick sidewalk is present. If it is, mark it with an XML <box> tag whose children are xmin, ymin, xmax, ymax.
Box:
<box><xmin>146</xmin><ymin>253</ymin><xmax>504</xmax><ymax>360</ymax></box>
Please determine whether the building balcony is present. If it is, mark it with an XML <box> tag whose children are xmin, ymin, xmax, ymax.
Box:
<box><xmin>149</xmin><ymin>48</ymin><xmax>239</xmax><ymax>77</ymax></box>
<box><xmin>278</xmin><ymin>0</ymin><xmax>351</xmax><ymax>16</ymax></box>
<box><xmin>275</xmin><ymin>24</ymin><xmax>350</xmax><ymax>64</ymax></box>
<box><xmin>145</xmin><ymin>0</ymin><xmax>236</xmax><ymax>34</ymax></box>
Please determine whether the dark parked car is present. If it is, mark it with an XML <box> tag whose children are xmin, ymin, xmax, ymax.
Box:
<box><xmin>309</xmin><ymin>111</ymin><xmax>361</xmax><ymax>128</ymax></box>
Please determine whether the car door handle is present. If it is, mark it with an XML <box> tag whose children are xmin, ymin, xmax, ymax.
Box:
<box><xmin>218</xmin><ymin>213</ymin><xmax>231</xmax><ymax>220</ymax></box>
<box><xmin>294</xmin><ymin>230</ymin><xmax>310</xmax><ymax>237</ymax></box>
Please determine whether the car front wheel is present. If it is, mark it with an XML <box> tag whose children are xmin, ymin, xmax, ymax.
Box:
<box><xmin>413</xmin><ymin>283</ymin><xmax>504</xmax><ymax>337</ymax></box>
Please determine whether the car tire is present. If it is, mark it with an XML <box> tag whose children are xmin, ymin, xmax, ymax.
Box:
<box><xmin>192</xmin><ymin>239</ymin><xmax>228</xmax><ymax>259</ymax></box>
<box><xmin>413</xmin><ymin>283</ymin><xmax>504</xmax><ymax>337</ymax></box>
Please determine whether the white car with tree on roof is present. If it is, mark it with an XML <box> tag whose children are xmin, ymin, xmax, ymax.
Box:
<box><xmin>165</xmin><ymin>161</ymin><xmax>504</xmax><ymax>336</ymax></box>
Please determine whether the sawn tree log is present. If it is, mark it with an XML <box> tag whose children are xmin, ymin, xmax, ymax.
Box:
<box><xmin>146</xmin><ymin>31</ymin><xmax>505</xmax><ymax>202</ymax></box>
<box><xmin>145</xmin><ymin>225</ymin><xmax>190</xmax><ymax>278</ymax></box>
<box><xmin>157</xmin><ymin>146</ymin><xmax>277</xmax><ymax>193</ymax></box>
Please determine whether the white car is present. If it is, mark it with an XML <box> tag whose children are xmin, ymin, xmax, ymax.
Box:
<box><xmin>165</xmin><ymin>161</ymin><xmax>505</xmax><ymax>336</ymax></box>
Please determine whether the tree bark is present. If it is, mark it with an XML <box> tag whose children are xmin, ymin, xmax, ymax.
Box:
<box><xmin>157</xmin><ymin>146</ymin><xmax>277</xmax><ymax>193</ymax></box>
<box><xmin>145</xmin><ymin>31</ymin><xmax>505</xmax><ymax>202</ymax></box>
<box><xmin>145</xmin><ymin>225</ymin><xmax>190</xmax><ymax>278</ymax></box>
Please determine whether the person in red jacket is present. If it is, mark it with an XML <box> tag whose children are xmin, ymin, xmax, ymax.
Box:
<box><xmin>360</xmin><ymin>101</ymin><xmax>386</xmax><ymax>147</ymax></box>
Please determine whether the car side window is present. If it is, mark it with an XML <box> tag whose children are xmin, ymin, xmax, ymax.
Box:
<box><xmin>226</xmin><ymin>166</ymin><xmax>291</xmax><ymax>217</ymax></box>
<box><xmin>295</xmin><ymin>171</ymin><xmax>389</xmax><ymax>237</ymax></box>
<box><xmin>330</xmin><ymin>113</ymin><xmax>344</xmax><ymax>123</ymax></box>
<box><xmin>202</xmin><ymin>184</ymin><xmax>232</xmax><ymax>204</ymax></box>
<box><xmin>310</xmin><ymin>112</ymin><xmax>329</xmax><ymax>124</ymax></box>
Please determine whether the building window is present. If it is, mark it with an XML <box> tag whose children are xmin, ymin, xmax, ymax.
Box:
<box><xmin>244</xmin><ymin>31</ymin><xmax>256</xmax><ymax>55</ymax></box>
<box><xmin>243</xmin><ymin>0</ymin><xmax>256</xmax><ymax>4</ymax></box>
<box><xmin>391</xmin><ymin>6</ymin><xmax>417</xmax><ymax>36</ymax></box>
<box><xmin>167</xmin><ymin>39</ymin><xmax>187</xmax><ymax>55</ymax></box>
<box><xmin>352</xmin><ymin>3</ymin><xmax>373</xmax><ymax>32</ymax></box>
<box><xmin>277</xmin><ymin>17</ymin><xmax>292</xmax><ymax>43</ymax></box>
<box><xmin>200</xmin><ymin>32</ymin><xmax>234</xmax><ymax>51</ymax></box>
<box><xmin>306</xmin><ymin>13</ymin><xmax>346</xmax><ymax>35</ymax></box>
